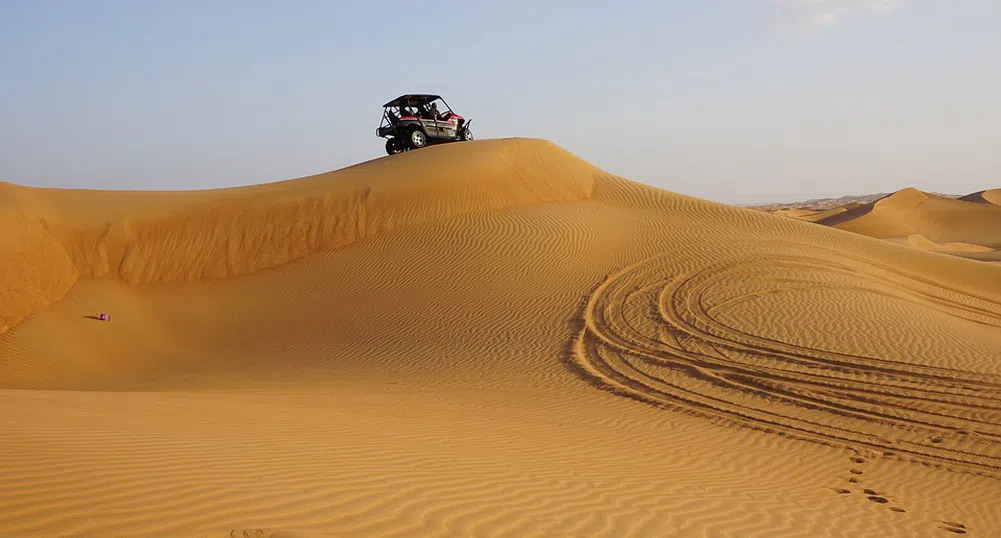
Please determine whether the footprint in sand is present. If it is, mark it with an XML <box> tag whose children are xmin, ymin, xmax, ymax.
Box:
<box><xmin>939</xmin><ymin>521</ymin><xmax>967</xmax><ymax>534</ymax></box>
<box><xmin>843</xmin><ymin>454</ymin><xmax>909</xmax><ymax>513</ymax></box>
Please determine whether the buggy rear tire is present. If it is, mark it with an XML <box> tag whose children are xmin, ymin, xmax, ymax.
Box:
<box><xmin>386</xmin><ymin>138</ymin><xmax>404</xmax><ymax>155</ymax></box>
<box><xmin>408</xmin><ymin>128</ymin><xmax>427</xmax><ymax>149</ymax></box>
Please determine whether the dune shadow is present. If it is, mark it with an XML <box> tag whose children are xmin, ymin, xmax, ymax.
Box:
<box><xmin>958</xmin><ymin>190</ymin><xmax>989</xmax><ymax>204</ymax></box>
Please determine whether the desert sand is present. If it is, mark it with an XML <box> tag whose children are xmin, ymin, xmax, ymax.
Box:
<box><xmin>2</xmin><ymin>139</ymin><xmax>1000</xmax><ymax>537</ymax></box>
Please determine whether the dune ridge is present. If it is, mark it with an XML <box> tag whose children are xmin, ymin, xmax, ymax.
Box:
<box><xmin>0</xmin><ymin>138</ymin><xmax>601</xmax><ymax>334</ymax></box>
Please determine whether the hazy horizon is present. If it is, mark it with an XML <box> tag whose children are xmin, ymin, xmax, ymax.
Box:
<box><xmin>2</xmin><ymin>0</ymin><xmax>999</xmax><ymax>205</ymax></box>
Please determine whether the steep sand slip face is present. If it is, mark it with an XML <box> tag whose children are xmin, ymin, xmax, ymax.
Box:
<box><xmin>3</xmin><ymin>139</ymin><xmax>1001</xmax><ymax>537</ymax></box>
<box><xmin>0</xmin><ymin>214</ymin><xmax>79</xmax><ymax>334</ymax></box>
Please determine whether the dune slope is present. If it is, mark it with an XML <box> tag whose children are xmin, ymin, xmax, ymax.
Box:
<box><xmin>0</xmin><ymin>138</ymin><xmax>598</xmax><ymax>334</ymax></box>
<box><xmin>2</xmin><ymin>139</ymin><xmax>1001</xmax><ymax>537</ymax></box>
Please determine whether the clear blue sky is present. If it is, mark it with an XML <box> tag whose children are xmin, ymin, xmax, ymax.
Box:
<box><xmin>1</xmin><ymin>0</ymin><xmax>998</xmax><ymax>204</ymax></box>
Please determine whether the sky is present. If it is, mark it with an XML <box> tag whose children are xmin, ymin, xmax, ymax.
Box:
<box><xmin>1</xmin><ymin>0</ymin><xmax>999</xmax><ymax>205</ymax></box>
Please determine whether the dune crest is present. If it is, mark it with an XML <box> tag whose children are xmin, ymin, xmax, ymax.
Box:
<box><xmin>0</xmin><ymin>138</ymin><xmax>601</xmax><ymax>334</ymax></box>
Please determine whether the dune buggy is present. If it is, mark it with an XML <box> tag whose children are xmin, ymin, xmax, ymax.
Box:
<box><xmin>376</xmin><ymin>94</ymin><xmax>473</xmax><ymax>155</ymax></box>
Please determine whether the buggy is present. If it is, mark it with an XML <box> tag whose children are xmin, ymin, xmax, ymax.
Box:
<box><xmin>376</xmin><ymin>94</ymin><xmax>473</xmax><ymax>155</ymax></box>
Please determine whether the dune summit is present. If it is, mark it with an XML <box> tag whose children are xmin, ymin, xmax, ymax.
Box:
<box><xmin>2</xmin><ymin>138</ymin><xmax>1001</xmax><ymax>537</ymax></box>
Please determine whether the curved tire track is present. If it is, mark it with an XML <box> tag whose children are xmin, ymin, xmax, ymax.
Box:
<box><xmin>572</xmin><ymin>241</ymin><xmax>1001</xmax><ymax>476</ymax></box>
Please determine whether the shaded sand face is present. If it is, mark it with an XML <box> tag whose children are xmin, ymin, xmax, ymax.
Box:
<box><xmin>2</xmin><ymin>139</ymin><xmax>1001</xmax><ymax>537</ymax></box>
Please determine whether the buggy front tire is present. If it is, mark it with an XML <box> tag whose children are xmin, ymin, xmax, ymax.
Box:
<box><xmin>460</xmin><ymin>128</ymin><xmax>473</xmax><ymax>141</ymax></box>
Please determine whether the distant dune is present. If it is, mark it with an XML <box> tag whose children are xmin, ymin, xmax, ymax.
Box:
<box><xmin>753</xmin><ymin>186</ymin><xmax>1001</xmax><ymax>263</ymax></box>
<box><xmin>746</xmin><ymin>193</ymin><xmax>892</xmax><ymax>212</ymax></box>
<box><xmin>960</xmin><ymin>188</ymin><xmax>1001</xmax><ymax>206</ymax></box>
<box><xmin>3</xmin><ymin>139</ymin><xmax>1000</xmax><ymax>537</ymax></box>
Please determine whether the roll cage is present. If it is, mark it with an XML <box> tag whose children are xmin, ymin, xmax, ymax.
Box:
<box><xmin>379</xmin><ymin>94</ymin><xmax>457</xmax><ymax>129</ymax></box>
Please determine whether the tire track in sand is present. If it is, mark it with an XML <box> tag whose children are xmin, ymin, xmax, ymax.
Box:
<box><xmin>571</xmin><ymin>240</ymin><xmax>1001</xmax><ymax>476</ymax></box>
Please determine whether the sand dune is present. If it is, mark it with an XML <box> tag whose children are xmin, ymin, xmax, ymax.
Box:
<box><xmin>816</xmin><ymin>187</ymin><xmax>1001</xmax><ymax>248</ymax></box>
<box><xmin>754</xmin><ymin>187</ymin><xmax>1001</xmax><ymax>263</ymax></box>
<box><xmin>3</xmin><ymin>139</ymin><xmax>1001</xmax><ymax>537</ymax></box>
<box><xmin>0</xmin><ymin>139</ymin><xmax>597</xmax><ymax>335</ymax></box>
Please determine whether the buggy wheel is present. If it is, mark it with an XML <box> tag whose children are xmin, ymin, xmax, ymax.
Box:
<box><xmin>409</xmin><ymin>129</ymin><xmax>427</xmax><ymax>149</ymax></box>
<box><xmin>460</xmin><ymin>128</ymin><xmax>473</xmax><ymax>141</ymax></box>
<box><xmin>385</xmin><ymin>138</ymin><xmax>403</xmax><ymax>155</ymax></box>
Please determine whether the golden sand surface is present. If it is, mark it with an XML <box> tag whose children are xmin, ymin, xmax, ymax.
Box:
<box><xmin>3</xmin><ymin>139</ymin><xmax>999</xmax><ymax>537</ymax></box>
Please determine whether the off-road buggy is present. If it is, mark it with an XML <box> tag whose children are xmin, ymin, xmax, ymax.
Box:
<box><xmin>376</xmin><ymin>94</ymin><xmax>473</xmax><ymax>155</ymax></box>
